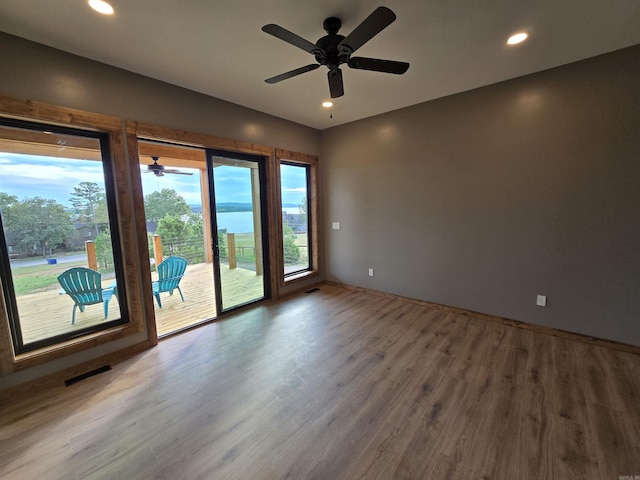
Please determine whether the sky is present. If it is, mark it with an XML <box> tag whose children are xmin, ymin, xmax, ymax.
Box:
<box><xmin>0</xmin><ymin>153</ymin><xmax>306</xmax><ymax>208</ymax></box>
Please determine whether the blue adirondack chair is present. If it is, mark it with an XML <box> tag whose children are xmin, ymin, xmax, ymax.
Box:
<box><xmin>152</xmin><ymin>256</ymin><xmax>187</xmax><ymax>308</ymax></box>
<box><xmin>57</xmin><ymin>267</ymin><xmax>116</xmax><ymax>324</ymax></box>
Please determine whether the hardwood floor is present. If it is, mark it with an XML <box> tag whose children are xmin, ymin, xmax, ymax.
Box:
<box><xmin>1</xmin><ymin>284</ymin><xmax>639</xmax><ymax>479</ymax></box>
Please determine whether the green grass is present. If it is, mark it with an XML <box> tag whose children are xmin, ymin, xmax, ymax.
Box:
<box><xmin>228</xmin><ymin>233</ymin><xmax>256</xmax><ymax>263</ymax></box>
<box><xmin>10</xmin><ymin>259</ymin><xmax>91</xmax><ymax>295</ymax></box>
<box><xmin>226</xmin><ymin>232</ymin><xmax>309</xmax><ymax>265</ymax></box>
<box><xmin>12</xmin><ymin>274</ymin><xmax>63</xmax><ymax>295</ymax></box>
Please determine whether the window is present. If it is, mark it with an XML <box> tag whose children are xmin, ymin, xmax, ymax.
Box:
<box><xmin>281</xmin><ymin>163</ymin><xmax>311</xmax><ymax>275</ymax></box>
<box><xmin>276</xmin><ymin>150</ymin><xmax>318</xmax><ymax>284</ymax></box>
<box><xmin>0</xmin><ymin>119</ymin><xmax>128</xmax><ymax>354</ymax></box>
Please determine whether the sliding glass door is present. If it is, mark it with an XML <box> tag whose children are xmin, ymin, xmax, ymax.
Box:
<box><xmin>208</xmin><ymin>151</ymin><xmax>267</xmax><ymax>312</ymax></box>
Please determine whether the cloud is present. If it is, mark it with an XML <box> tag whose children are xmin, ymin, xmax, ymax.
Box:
<box><xmin>0</xmin><ymin>154</ymin><xmax>106</xmax><ymax>205</ymax></box>
<box><xmin>1</xmin><ymin>163</ymin><xmax>103</xmax><ymax>183</ymax></box>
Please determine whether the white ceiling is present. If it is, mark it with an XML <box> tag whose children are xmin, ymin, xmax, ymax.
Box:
<box><xmin>1</xmin><ymin>1</ymin><xmax>640</xmax><ymax>130</ymax></box>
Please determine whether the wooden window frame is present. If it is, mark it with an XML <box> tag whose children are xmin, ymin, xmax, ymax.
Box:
<box><xmin>0</xmin><ymin>96</ymin><xmax>148</xmax><ymax>374</ymax></box>
<box><xmin>275</xmin><ymin>149</ymin><xmax>319</xmax><ymax>286</ymax></box>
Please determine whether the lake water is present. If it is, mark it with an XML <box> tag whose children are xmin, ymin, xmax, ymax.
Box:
<box><xmin>216</xmin><ymin>211</ymin><xmax>255</xmax><ymax>233</ymax></box>
<box><xmin>216</xmin><ymin>207</ymin><xmax>300</xmax><ymax>233</ymax></box>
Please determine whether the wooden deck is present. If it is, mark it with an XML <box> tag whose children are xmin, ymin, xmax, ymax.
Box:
<box><xmin>153</xmin><ymin>262</ymin><xmax>265</xmax><ymax>337</ymax></box>
<box><xmin>14</xmin><ymin>262</ymin><xmax>265</xmax><ymax>345</ymax></box>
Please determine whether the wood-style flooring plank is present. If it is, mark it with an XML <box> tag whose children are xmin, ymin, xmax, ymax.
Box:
<box><xmin>591</xmin><ymin>348</ymin><xmax>640</xmax><ymax>448</ymax></box>
<box><xmin>586</xmin><ymin>400</ymin><xmax>640</xmax><ymax>478</ymax></box>
<box><xmin>513</xmin><ymin>331</ymin><xmax>556</xmax><ymax>480</ymax></box>
<box><xmin>321</xmin><ymin>350</ymin><xmax>454</xmax><ymax>480</ymax></box>
<box><xmin>357</xmin><ymin>352</ymin><xmax>461</xmax><ymax>480</ymax></box>
<box><xmin>2</xmin><ymin>284</ymin><xmax>640</xmax><ymax>480</ymax></box>
<box><xmin>553</xmin><ymin>416</ymin><xmax>600</xmax><ymax>480</ymax></box>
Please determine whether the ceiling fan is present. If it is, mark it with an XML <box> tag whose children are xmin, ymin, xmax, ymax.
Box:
<box><xmin>262</xmin><ymin>6</ymin><xmax>409</xmax><ymax>98</ymax></box>
<box><xmin>144</xmin><ymin>157</ymin><xmax>193</xmax><ymax>177</ymax></box>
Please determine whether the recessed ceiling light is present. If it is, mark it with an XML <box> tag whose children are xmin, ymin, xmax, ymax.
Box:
<box><xmin>88</xmin><ymin>0</ymin><xmax>114</xmax><ymax>15</ymax></box>
<box><xmin>322</xmin><ymin>101</ymin><xmax>333</xmax><ymax>108</ymax></box>
<box><xmin>507</xmin><ymin>32</ymin><xmax>528</xmax><ymax>45</ymax></box>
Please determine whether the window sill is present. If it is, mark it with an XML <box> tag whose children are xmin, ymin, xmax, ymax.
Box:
<box><xmin>11</xmin><ymin>322</ymin><xmax>141</xmax><ymax>371</ymax></box>
<box><xmin>283</xmin><ymin>269</ymin><xmax>319</xmax><ymax>286</ymax></box>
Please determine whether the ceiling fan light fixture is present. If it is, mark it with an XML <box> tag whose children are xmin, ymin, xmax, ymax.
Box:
<box><xmin>88</xmin><ymin>0</ymin><xmax>114</xmax><ymax>15</ymax></box>
<box><xmin>507</xmin><ymin>32</ymin><xmax>528</xmax><ymax>45</ymax></box>
<box><xmin>322</xmin><ymin>101</ymin><xmax>333</xmax><ymax>108</ymax></box>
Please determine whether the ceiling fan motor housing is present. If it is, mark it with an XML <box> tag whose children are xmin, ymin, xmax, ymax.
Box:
<box><xmin>316</xmin><ymin>36</ymin><xmax>347</xmax><ymax>70</ymax></box>
<box><xmin>317</xmin><ymin>17</ymin><xmax>350</xmax><ymax>70</ymax></box>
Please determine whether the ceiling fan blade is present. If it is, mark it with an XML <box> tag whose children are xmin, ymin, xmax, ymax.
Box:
<box><xmin>348</xmin><ymin>57</ymin><xmax>409</xmax><ymax>74</ymax></box>
<box><xmin>328</xmin><ymin>69</ymin><xmax>344</xmax><ymax>98</ymax></box>
<box><xmin>338</xmin><ymin>6</ymin><xmax>396</xmax><ymax>54</ymax></box>
<box><xmin>163</xmin><ymin>170</ymin><xmax>194</xmax><ymax>175</ymax></box>
<box><xmin>265</xmin><ymin>64</ymin><xmax>320</xmax><ymax>84</ymax></box>
<box><xmin>262</xmin><ymin>24</ymin><xmax>322</xmax><ymax>55</ymax></box>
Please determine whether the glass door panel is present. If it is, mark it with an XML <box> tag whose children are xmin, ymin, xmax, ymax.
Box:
<box><xmin>209</xmin><ymin>153</ymin><xmax>266</xmax><ymax>311</ymax></box>
<box><xmin>138</xmin><ymin>141</ymin><xmax>217</xmax><ymax>336</ymax></box>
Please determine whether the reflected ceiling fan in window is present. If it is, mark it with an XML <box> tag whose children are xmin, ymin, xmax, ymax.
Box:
<box><xmin>144</xmin><ymin>157</ymin><xmax>193</xmax><ymax>177</ymax></box>
<box><xmin>262</xmin><ymin>6</ymin><xmax>409</xmax><ymax>98</ymax></box>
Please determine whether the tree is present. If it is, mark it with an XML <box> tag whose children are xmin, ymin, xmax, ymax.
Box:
<box><xmin>0</xmin><ymin>192</ymin><xmax>18</xmax><ymax>212</ymax></box>
<box><xmin>69</xmin><ymin>182</ymin><xmax>106</xmax><ymax>236</ymax></box>
<box><xmin>0</xmin><ymin>193</ymin><xmax>18</xmax><ymax>249</ymax></box>
<box><xmin>217</xmin><ymin>228</ymin><xmax>228</xmax><ymax>258</ymax></box>
<box><xmin>144</xmin><ymin>189</ymin><xmax>191</xmax><ymax>224</ymax></box>
<box><xmin>298</xmin><ymin>196</ymin><xmax>307</xmax><ymax>226</ymax></box>
<box><xmin>155</xmin><ymin>214</ymin><xmax>192</xmax><ymax>255</ymax></box>
<box><xmin>7</xmin><ymin>197</ymin><xmax>74</xmax><ymax>256</ymax></box>
<box><xmin>180</xmin><ymin>213</ymin><xmax>206</xmax><ymax>264</ymax></box>
<box><xmin>94</xmin><ymin>228</ymin><xmax>114</xmax><ymax>269</ymax></box>
<box><xmin>282</xmin><ymin>220</ymin><xmax>300</xmax><ymax>264</ymax></box>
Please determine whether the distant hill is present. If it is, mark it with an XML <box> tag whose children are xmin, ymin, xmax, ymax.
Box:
<box><xmin>214</xmin><ymin>203</ymin><xmax>253</xmax><ymax>213</ymax></box>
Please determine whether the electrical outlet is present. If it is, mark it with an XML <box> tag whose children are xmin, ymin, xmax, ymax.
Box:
<box><xmin>536</xmin><ymin>295</ymin><xmax>547</xmax><ymax>307</ymax></box>
<box><xmin>332</xmin><ymin>222</ymin><xmax>340</xmax><ymax>230</ymax></box>
<box><xmin>369</xmin><ymin>268</ymin><xmax>374</xmax><ymax>277</ymax></box>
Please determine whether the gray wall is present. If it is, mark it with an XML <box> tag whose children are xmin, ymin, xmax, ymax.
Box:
<box><xmin>0</xmin><ymin>33</ymin><xmax>320</xmax><ymax>154</ymax></box>
<box><xmin>0</xmin><ymin>33</ymin><xmax>320</xmax><ymax>389</ymax></box>
<box><xmin>321</xmin><ymin>45</ymin><xmax>640</xmax><ymax>345</ymax></box>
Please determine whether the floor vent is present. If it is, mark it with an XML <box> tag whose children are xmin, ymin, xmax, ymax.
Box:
<box><xmin>64</xmin><ymin>365</ymin><xmax>112</xmax><ymax>387</ymax></box>
<box><xmin>305</xmin><ymin>287</ymin><xmax>320</xmax><ymax>294</ymax></box>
